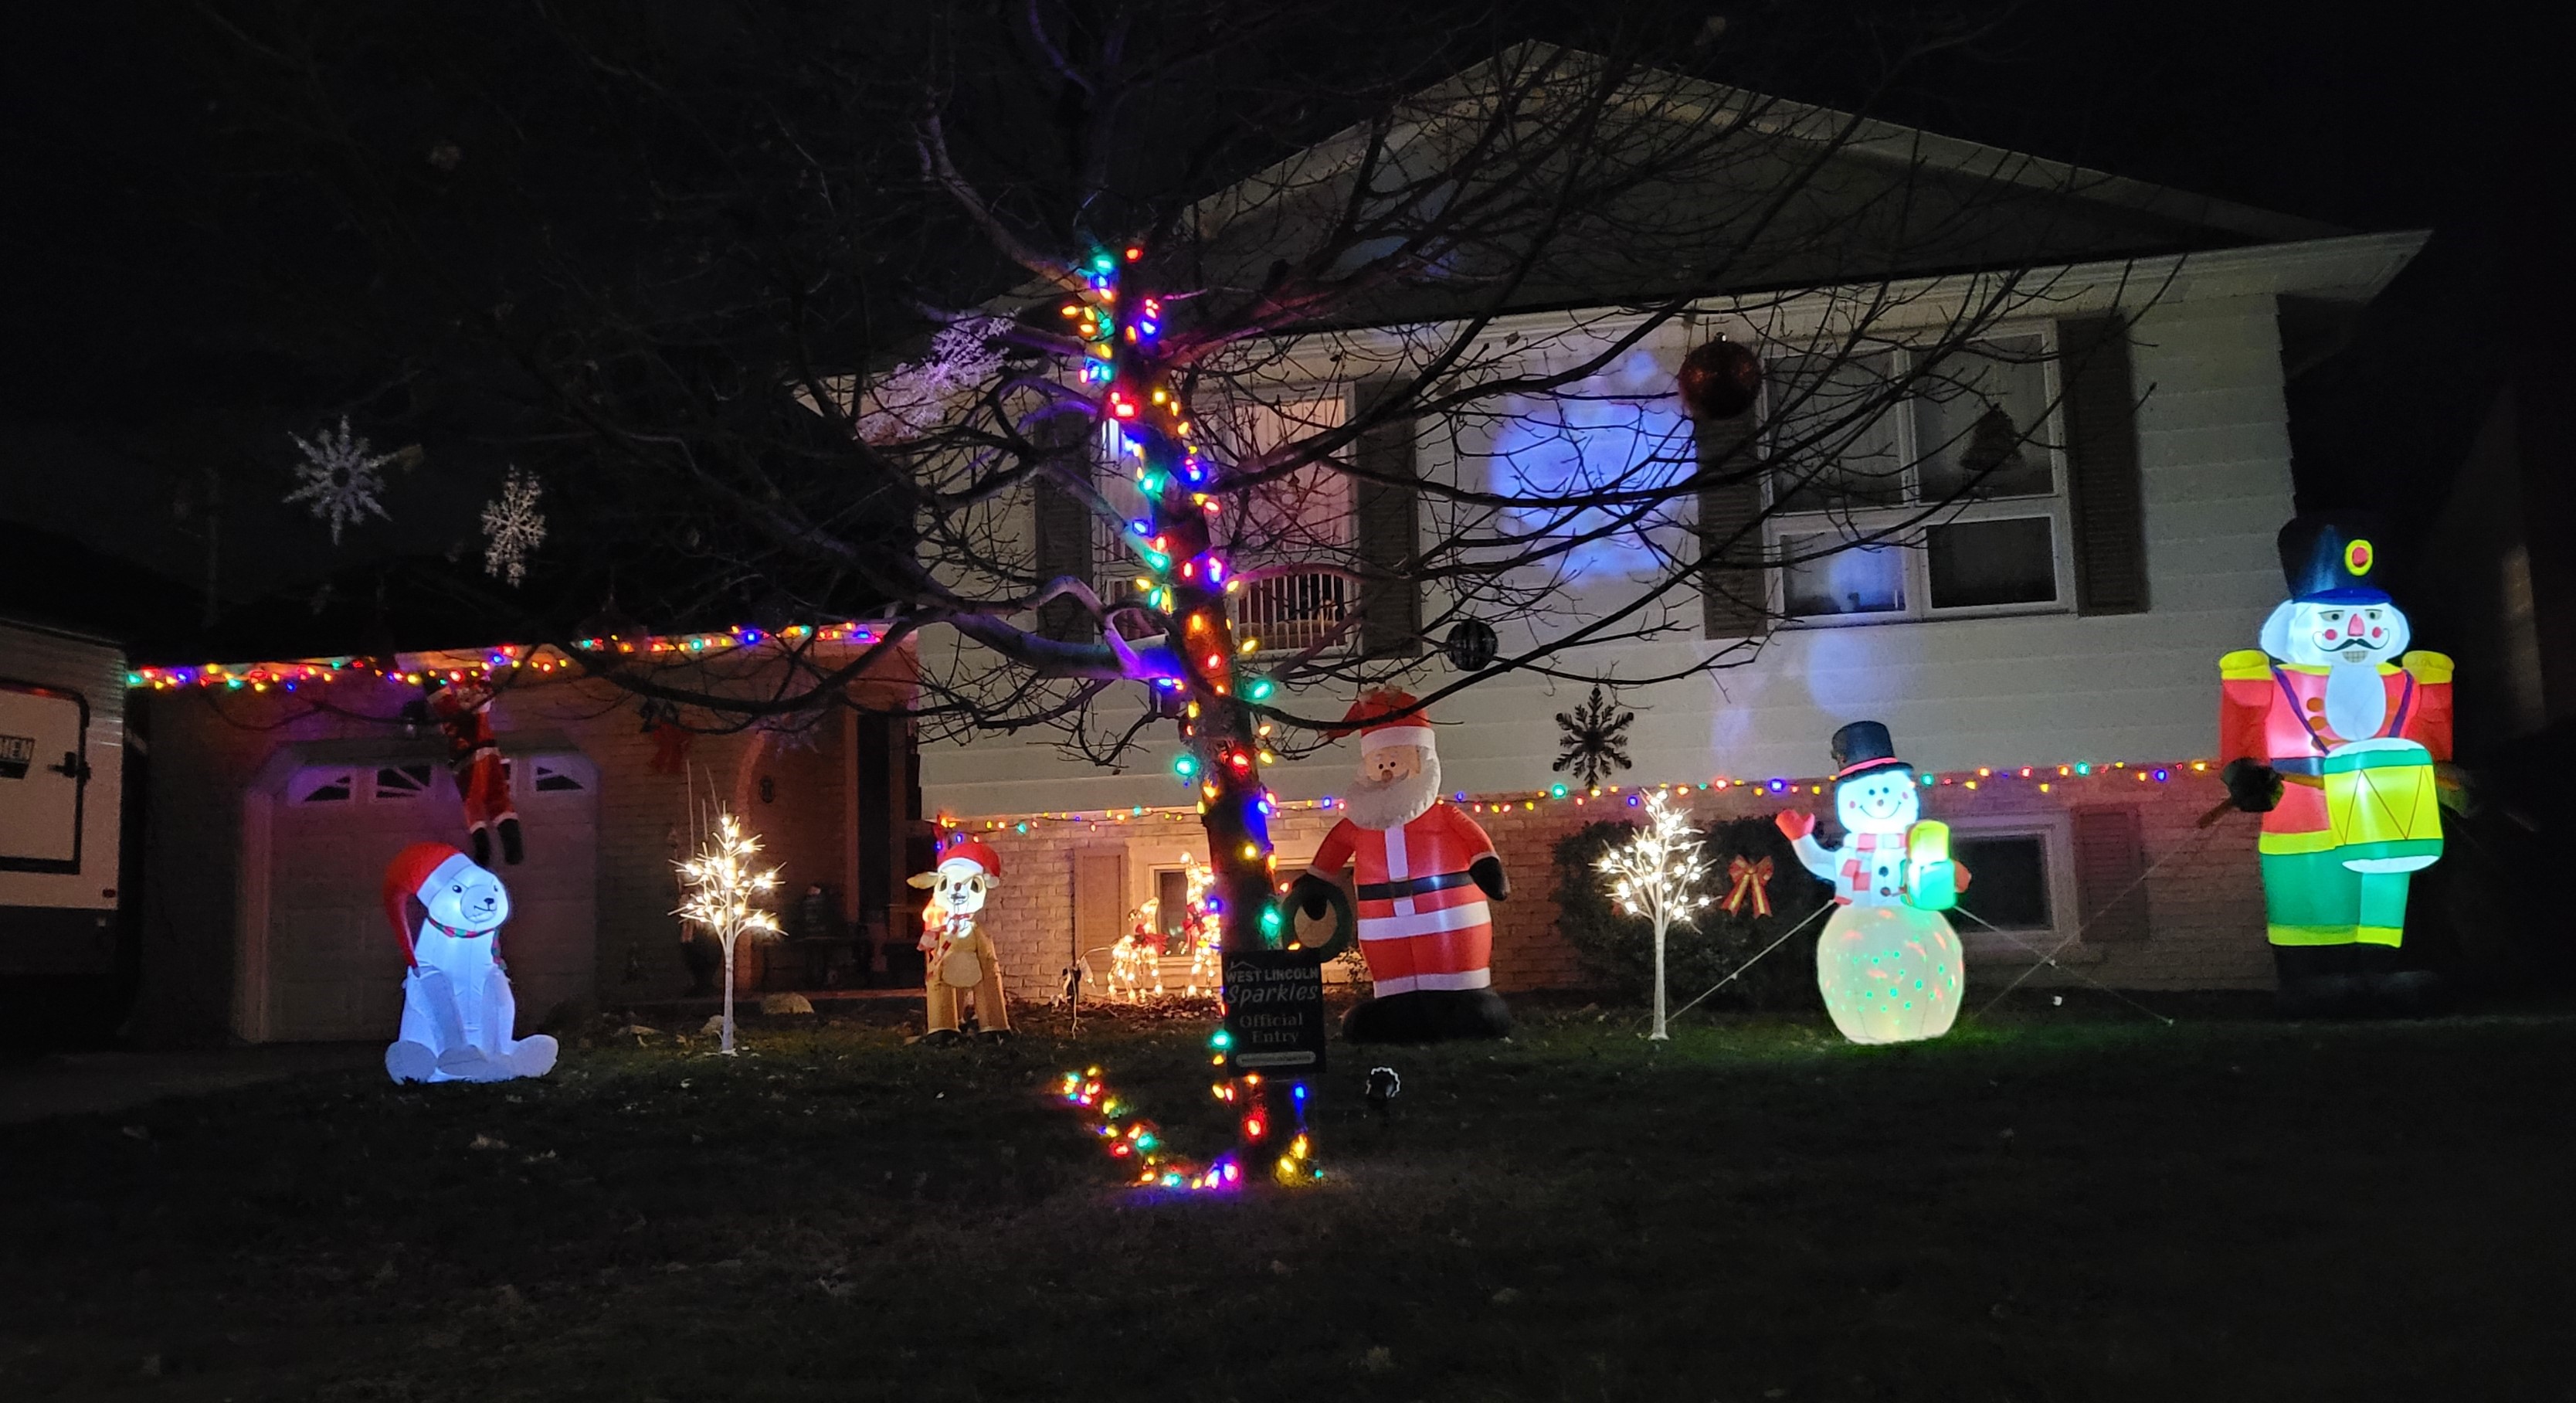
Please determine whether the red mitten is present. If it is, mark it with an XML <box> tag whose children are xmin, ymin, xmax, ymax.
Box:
<box><xmin>1774</xmin><ymin>810</ymin><xmax>1816</xmax><ymax>841</ymax></box>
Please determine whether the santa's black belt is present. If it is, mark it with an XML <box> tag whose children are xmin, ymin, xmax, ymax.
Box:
<box><xmin>1357</xmin><ymin>871</ymin><xmax>1475</xmax><ymax>901</ymax></box>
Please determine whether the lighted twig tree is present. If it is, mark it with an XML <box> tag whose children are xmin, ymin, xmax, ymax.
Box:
<box><xmin>674</xmin><ymin>808</ymin><xmax>781</xmax><ymax>1055</ymax></box>
<box><xmin>1599</xmin><ymin>791</ymin><xmax>1712</xmax><ymax>1041</ymax></box>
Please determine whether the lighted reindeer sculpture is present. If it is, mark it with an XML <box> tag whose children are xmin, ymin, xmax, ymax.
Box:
<box><xmin>908</xmin><ymin>840</ymin><xmax>1012</xmax><ymax>1044</ymax></box>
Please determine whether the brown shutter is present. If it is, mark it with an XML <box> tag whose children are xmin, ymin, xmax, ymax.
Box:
<box><xmin>2058</xmin><ymin>315</ymin><xmax>2149</xmax><ymax>615</ymax></box>
<box><xmin>1073</xmin><ymin>850</ymin><xmax>1126</xmax><ymax>969</ymax></box>
<box><xmin>1695</xmin><ymin>412</ymin><xmax>1768</xmax><ymax>639</ymax></box>
<box><xmin>1352</xmin><ymin>378</ymin><xmax>1423</xmax><ymax>656</ymax></box>
<box><xmin>1030</xmin><ymin>416</ymin><xmax>1097</xmax><ymax>642</ymax></box>
<box><xmin>2069</xmin><ymin>805</ymin><xmax>2150</xmax><ymax>943</ymax></box>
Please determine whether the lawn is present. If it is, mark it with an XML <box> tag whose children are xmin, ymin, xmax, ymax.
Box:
<box><xmin>3</xmin><ymin>995</ymin><xmax>2571</xmax><ymax>1402</ymax></box>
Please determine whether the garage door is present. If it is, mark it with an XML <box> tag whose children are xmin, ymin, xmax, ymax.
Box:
<box><xmin>260</xmin><ymin>753</ymin><xmax>599</xmax><ymax>1044</ymax></box>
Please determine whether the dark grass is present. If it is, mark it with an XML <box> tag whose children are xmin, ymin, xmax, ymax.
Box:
<box><xmin>4</xmin><ymin>994</ymin><xmax>2573</xmax><ymax>1402</ymax></box>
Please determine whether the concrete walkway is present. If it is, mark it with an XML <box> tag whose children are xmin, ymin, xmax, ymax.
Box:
<box><xmin>0</xmin><ymin>1045</ymin><xmax>378</xmax><ymax>1125</ymax></box>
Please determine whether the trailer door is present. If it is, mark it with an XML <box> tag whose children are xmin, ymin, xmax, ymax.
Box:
<box><xmin>0</xmin><ymin>681</ymin><xmax>88</xmax><ymax>872</ymax></box>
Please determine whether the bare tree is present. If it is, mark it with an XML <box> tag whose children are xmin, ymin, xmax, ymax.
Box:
<box><xmin>199</xmin><ymin>2</ymin><xmax>2153</xmax><ymax>950</ymax></box>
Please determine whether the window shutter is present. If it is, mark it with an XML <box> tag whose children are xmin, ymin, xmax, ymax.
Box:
<box><xmin>2069</xmin><ymin>806</ymin><xmax>2150</xmax><ymax>943</ymax></box>
<box><xmin>2057</xmin><ymin>315</ymin><xmax>2149</xmax><ymax>615</ymax></box>
<box><xmin>1695</xmin><ymin>413</ymin><xmax>1768</xmax><ymax>640</ymax></box>
<box><xmin>1352</xmin><ymin>378</ymin><xmax>1423</xmax><ymax>656</ymax></box>
<box><xmin>1030</xmin><ymin>417</ymin><xmax>1097</xmax><ymax>643</ymax></box>
<box><xmin>1073</xmin><ymin>850</ymin><xmax>1126</xmax><ymax>967</ymax></box>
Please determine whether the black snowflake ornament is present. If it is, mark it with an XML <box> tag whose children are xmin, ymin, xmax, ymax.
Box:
<box><xmin>1553</xmin><ymin>685</ymin><xmax>1634</xmax><ymax>788</ymax></box>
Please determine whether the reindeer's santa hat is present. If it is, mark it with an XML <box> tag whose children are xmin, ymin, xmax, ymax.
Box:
<box><xmin>936</xmin><ymin>838</ymin><xmax>1004</xmax><ymax>878</ymax></box>
<box><xmin>1336</xmin><ymin>689</ymin><xmax>1437</xmax><ymax>759</ymax></box>
<box><xmin>382</xmin><ymin>841</ymin><xmax>483</xmax><ymax>967</ymax></box>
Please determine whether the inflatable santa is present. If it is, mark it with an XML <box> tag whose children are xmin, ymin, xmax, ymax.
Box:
<box><xmin>1294</xmin><ymin>690</ymin><xmax>1512</xmax><ymax>1041</ymax></box>
<box><xmin>2218</xmin><ymin>512</ymin><xmax>2453</xmax><ymax>1014</ymax></box>
<box><xmin>382</xmin><ymin>841</ymin><xmax>558</xmax><ymax>1083</ymax></box>
<box><xmin>908</xmin><ymin>839</ymin><xmax>1012</xmax><ymax>1043</ymax></box>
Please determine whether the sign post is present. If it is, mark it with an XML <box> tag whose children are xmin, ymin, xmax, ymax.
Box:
<box><xmin>1220</xmin><ymin>949</ymin><xmax>1327</xmax><ymax>1074</ymax></box>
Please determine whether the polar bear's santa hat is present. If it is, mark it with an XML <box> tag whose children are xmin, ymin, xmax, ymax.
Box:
<box><xmin>1335</xmin><ymin>689</ymin><xmax>1437</xmax><ymax>759</ymax></box>
<box><xmin>382</xmin><ymin>841</ymin><xmax>484</xmax><ymax>967</ymax></box>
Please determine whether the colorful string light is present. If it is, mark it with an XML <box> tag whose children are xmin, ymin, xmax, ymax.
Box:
<box><xmin>1055</xmin><ymin>1062</ymin><xmax>1319</xmax><ymax>1194</ymax></box>
<box><xmin>125</xmin><ymin>620</ymin><xmax>884</xmax><ymax>691</ymax></box>
<box><xmin>941</xmin><ymin>759</ymin><xmax>2219</xmax><ymax>837</ymax></box>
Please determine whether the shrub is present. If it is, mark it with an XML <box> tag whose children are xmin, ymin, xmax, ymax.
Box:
<box><xmin>1550</xmin><ymin>814</ymin><xmax>1825</xmax><ymax>1012</ymax></box>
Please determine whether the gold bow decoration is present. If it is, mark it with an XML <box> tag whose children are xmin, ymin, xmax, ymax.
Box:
<box><xmin>1722</xmin><ymin>855</ymin><xmax>1773</xmax><ymax>917</ymax></box>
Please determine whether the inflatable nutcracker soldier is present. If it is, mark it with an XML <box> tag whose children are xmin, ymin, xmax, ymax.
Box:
<box><xmin>416</xmin><ymin>672</ymin><xmax>523</xmax><ymax>867</ymax></box>
<box><xmin>1776</xmin><ymin>722</ymin><xmax>1968</xmax><ymax>1044</ymax></box>
<box><xmin>2218</xmin><ymin>513</ymin><xmax>2454</xmax><ymax>1014</ymax></box>
<box><xmin>908</xmin><ymin>840</ymin><xmax>1013</xmax><ymax>1044</ymax></box>
<box><xmin>381</xmin><ymin>841</ymin><xmax>558</xmax><ymax>1083</ymax></box>
<box><xmin>1293</xmin><ymin>690</ymin><xmax>1512</xmax><ymax>1041</ymax></box>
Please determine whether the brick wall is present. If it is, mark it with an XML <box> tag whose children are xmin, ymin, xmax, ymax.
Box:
<box><xmin>951</xmin><ymin>767</ymin><xmax>2276</xmax><ymax>1000</ymax></box>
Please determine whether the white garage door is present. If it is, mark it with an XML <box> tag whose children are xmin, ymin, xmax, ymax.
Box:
<box><xmin>260</xmin><ymin>753</ymin><xmax>599</xmax><ymax>1044</ymax></box>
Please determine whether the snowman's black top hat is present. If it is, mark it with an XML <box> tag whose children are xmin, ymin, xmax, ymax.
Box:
<box><xmin>1831</xmin><ymin>721</ymin><xmax>1912</xmax><ymax>782</ymax></box>
<box><xmin>2279</xmin><ymin>511</ymin><xmax>2391</xmax><ymax>606</ymax></box>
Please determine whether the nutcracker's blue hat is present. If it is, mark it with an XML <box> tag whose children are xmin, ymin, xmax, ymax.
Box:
<box><xmin>2279</xmin><ymin>511</ymin><xmax>2390</xmax><ymax>606</ymax></box>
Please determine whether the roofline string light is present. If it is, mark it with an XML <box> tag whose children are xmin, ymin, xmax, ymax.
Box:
<box><xmin>126</xmin><ymin>620</ymin><xmax>888</xmax><ymax>692</ymax></box>
<box><xmin>939</xmin><ymin>759</ymin><xmax>2220</xmax><ymax>834</ymax></box>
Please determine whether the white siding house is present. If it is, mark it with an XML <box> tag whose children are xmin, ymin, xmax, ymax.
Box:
<box><xmin>915</xmin><ymin>87</ymin><xmax>2428</xmax><ymax>994</ymax></box>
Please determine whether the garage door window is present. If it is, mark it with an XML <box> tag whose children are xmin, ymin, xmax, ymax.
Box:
<box><xmin>372</xmin><ymin>764</ymin><xmax>437</xmax><ymax>801</ymax></box>
<box><xmin>291</xmin><ymin>769</ymin><xmax>355</xmax><ymax>803</ymax></box>
<box><xmin>531</xmin><ymin>759</ymin><xmax>587</xmax><ymax>793</ymax></box>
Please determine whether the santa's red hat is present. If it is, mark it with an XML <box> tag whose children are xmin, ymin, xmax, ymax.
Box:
<box><xmin>1336</xmin><ymin>689</ymin><xmax>1436</xmax><ymax>758</ymax></box>
<box><xmin>937</xmin><ymin>837</ymin><xmax>1003</xmax><ymax>878</ymax></box>
<box><xmin>383</xmin><ymin>841</ymin><xmax>479</xmax><ymax>966</ymax></box>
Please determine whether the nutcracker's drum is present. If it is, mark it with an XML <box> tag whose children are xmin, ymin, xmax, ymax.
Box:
<box><xmin>1814</xmin><ymin>904</ymin><xmax>1964</xmax><ymax>1045</ymax></box>
<box><xmin>2322</xmin><ymin>738</ymin><xmax>2443</xmax><ymax>875</ymax></box>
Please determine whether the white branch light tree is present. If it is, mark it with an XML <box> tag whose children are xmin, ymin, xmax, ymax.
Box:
<box><xmin>1598</xmin><ymin>791</ymin><xmax>1712</xmax><ymax>1041</ymax></box>
<box><xmin>674</xmin><ymin>807</ymin><xmax>782</xmax><ymax>1055</ymax></box>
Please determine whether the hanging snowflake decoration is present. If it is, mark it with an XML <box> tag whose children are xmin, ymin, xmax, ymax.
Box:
<box><xmin>283</xmin><ymin>416</ymin><xmax>397</xmax><ymax>544</ymax></box>
<box><xmin>480</xmin><ymin>466</ymin><xmax>546</xmax><ymax>586</ymax></box>
<box><xmin>1553</xmin><ymin>684</ymin><xmax>1634</xmax><ymax>789</ymax></box>
<box><xmin>854</xmin><ymin>315</ymin><xmax>1012</xmax><ymax>444</ymax></box>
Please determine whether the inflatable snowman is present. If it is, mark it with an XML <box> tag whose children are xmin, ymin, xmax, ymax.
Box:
<box><xmin>1775</xmin><ymin>722</ymin><xmax>1968</xmax><ymax>1044</ymax></box>
<box><xmin>381</xmin><ymin>841</ymin><xmax>559</xmax><ymax>1083</ymax></box>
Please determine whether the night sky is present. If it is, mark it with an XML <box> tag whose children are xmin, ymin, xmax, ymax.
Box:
<box><xmin>0</xmin><ymin>1</ymin><xmax>2540</xmax><ymax>647</ymax></box>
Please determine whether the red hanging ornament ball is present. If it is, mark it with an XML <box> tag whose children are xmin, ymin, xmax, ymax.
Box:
<box><xmin>1678</xmin><ymin>338</ymin><xmax>1763</xmax><ymax>421</ymax></box>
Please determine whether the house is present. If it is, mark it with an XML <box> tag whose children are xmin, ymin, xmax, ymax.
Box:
<box><xmin>917</xmin><ymin>63</ymin><xmax>2433</xmax><ymax>1000</ymax></box>
<box><xmin>120</xmin><ymin>625</ymin><xmax>919</xmax><ymax>1046</ymax></box>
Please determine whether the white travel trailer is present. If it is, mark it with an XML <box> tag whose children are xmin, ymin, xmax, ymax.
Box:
<box><xmin>0</xmin><ymin>617</ymin><xmax>127</xmax><ymax>986</ymax></box>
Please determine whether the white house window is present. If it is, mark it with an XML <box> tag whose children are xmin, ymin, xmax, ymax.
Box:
<box><xmin>531</xmin><ymin>759</ymin><xmax>588</xmax><ymax>793</ymax></box>
<box><xmin>1100</xmin><ymin>392</ymin><xmax>1355</xmax><ymax>655</ymax></box>
<box><xmin>1940</xmin><ymin>813</ymin><xmax>2082</xmax><ymax>960</ymax></box>
<box><xmin>1767</xmin><ymin>331</ymin><xmax>2069</xmax><ymax>623</ymax></box>
<box><xmin>1951</xmin><ymin>831</ymin><xmax>2052</xmax><ymax>930</ymax></box>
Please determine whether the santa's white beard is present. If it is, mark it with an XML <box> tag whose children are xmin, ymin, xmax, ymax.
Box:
<box><xmin>1345</xmin><ymin>752</ymin><xmax>1443</xmax><ymax>831</ymax></box>
<box><xmin>2323</xmin><ymin>659</ymin><xmax>2388</xmax><ymax>741</ymax></box>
